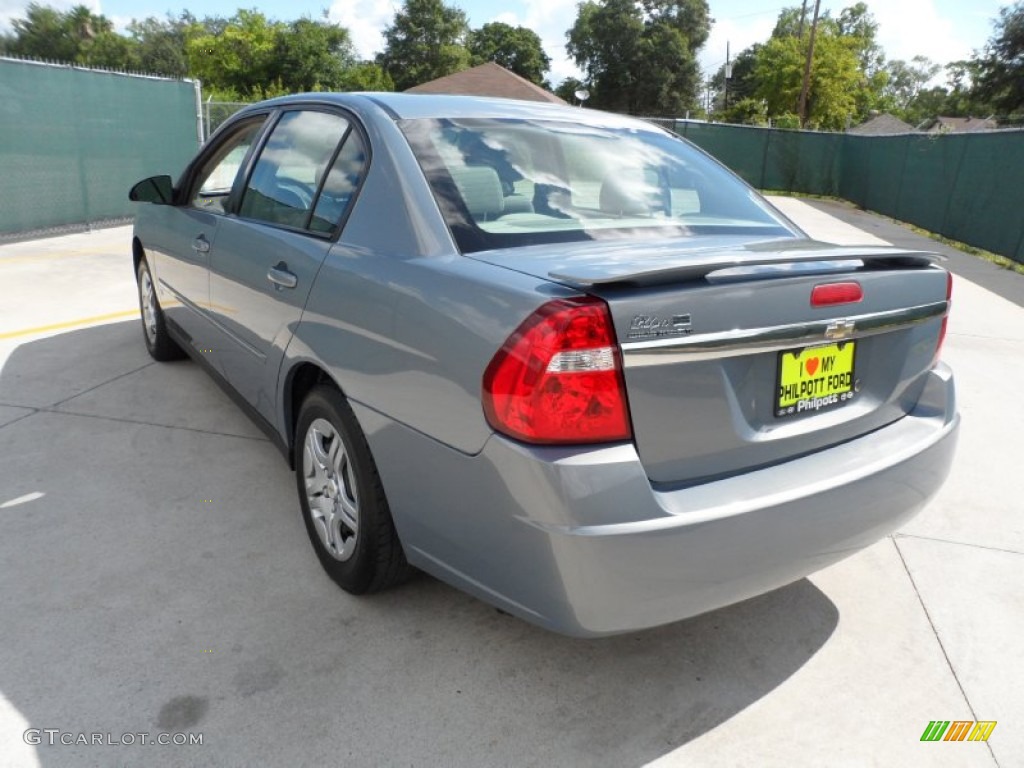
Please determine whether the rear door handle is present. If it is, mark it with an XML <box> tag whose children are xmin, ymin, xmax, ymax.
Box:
<box><xmin>191</xmin><ymin>235</ymin><xmax>211</xmax><ymax>254</ymax></box>
<box><xmin>267</xmin><ymin>262</ymin><xmax>298</xmax><ymax>290</ymax></box>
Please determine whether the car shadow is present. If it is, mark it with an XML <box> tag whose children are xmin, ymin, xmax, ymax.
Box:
<box><xmin>0</xmin><ymin>322</ymin><xmax>838</xmax><ymax>767</ymax></box>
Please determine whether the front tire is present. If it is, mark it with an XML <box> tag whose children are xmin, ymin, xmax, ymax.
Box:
<box><xmin>295</xmin><ymin>386</ymin><xmax>411</xmax><ymax>594</ymax></box>
<box><xmin>136</xmin><ymin>258</ymin><xmax>185</xmax><ymax>361</ymax></box>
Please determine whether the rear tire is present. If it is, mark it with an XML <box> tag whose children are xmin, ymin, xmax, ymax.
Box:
<box><xmin>136</xmin><ymin>258</ymin><xmax>185</xmax><ymax>362</ymax></box>
<box><xmin>295</xmin><ymin>386</ymin><xmax>411</xmax><ymax>594</ymax></box>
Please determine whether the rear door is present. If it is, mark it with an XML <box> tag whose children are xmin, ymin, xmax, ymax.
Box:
<box><xmin>206</xmin><ymin>108</ymin><xmax>367</xmax><ymax>423</ymax></box>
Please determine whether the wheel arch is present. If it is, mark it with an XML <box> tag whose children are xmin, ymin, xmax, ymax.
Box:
<box><xmin>283</xmin><ymin>361</ymin><xmax>343</xmax><ymax>469</ymax></box>
<box><xmin>132</xmin><ymin>237</ymin><xmax>145</xmax><ymax>274</ymax></box>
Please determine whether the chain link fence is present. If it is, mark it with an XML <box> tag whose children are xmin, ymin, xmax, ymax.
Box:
<box><xmin>202</xmin><ymin>100</ymin><xmax>248</xmax><ymax>142</ymax></box>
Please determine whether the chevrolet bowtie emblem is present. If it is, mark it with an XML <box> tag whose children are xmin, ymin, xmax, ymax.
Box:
<box><xmin>825</xmin><ymin>319</ymin><xmax>856</xmax><ymax>340</ymax></box>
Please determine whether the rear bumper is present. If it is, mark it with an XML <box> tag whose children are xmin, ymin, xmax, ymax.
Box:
<box><xmin>365</xmin><ymin>363</ymin><xmax>958</xmax><ymax>637</ymax></box>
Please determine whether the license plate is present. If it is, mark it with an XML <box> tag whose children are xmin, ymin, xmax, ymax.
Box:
<box><xmin>776</xmin><ymin>342</ymin><xmax>856</xmax><ymax>417</ymax></box>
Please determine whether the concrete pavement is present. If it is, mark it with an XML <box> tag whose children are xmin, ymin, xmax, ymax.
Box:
<box><xmin>0</xmin><ymin>202</ymin><xmax>1020</xmax><ymax>767</ymax></box>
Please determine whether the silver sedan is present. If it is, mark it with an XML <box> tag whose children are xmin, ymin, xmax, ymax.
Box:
<box><xmin>129</xmin><ymin>93</ymin><xmax>958</xmax><ymax>636</ymax></box>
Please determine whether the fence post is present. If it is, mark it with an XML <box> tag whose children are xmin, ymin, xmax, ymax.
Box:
<box><xmin>192</xmin><ymin>79</ymin><xmax>204</xmax><ymax>146</ymax></box>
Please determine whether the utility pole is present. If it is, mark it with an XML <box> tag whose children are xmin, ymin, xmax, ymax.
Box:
<box><xmin>797</xmin><ymin>0</ymin><xmax>821</xmax><ymax>128</ymax></box>
<box><xmin>724</xmin><ymin>41</ymin><xmax>731</xmax><ymax>112</ymax></box>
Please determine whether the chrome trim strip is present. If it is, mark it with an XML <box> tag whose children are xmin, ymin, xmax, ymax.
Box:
<box><xmin>621</xmin><ymin>300</ymin><xmax>948</xmax><ymax>366</ymax></box>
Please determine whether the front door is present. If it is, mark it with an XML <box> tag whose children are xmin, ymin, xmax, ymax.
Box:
<box><xmin>206</xmin><ymin>109</ymin><xmax>367</xmax><ymax>423</ymax></box>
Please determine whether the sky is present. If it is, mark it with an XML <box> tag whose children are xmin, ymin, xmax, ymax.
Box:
<box><xmin>0</xmin><ymin>0</ymin><xmax>1009</xmax><ymax>85</ymax></box>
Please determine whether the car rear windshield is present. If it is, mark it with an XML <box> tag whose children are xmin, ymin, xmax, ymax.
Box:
<box><xmin>400</xmin><ymin>117</ymin><xmax>796</xmax><ymax>254</ymax></box>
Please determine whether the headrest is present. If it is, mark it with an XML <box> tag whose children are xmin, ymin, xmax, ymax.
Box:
<box><xmin>449</xmin><ymin>165</ymin><xmax>505</xmax><ymax>221</ymax></box>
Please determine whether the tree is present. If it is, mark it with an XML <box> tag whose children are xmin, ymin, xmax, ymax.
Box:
<box><xmin>186</xmin><ymin>11</ymin><xmax>283</xmax><ymax>99</ymax></box>
<box><xmin>882</xmin><ymin>56</ymin><xmax>940</xmax><ymax>117</ymax></box>
<box><xmin>376</xmin><ymin>0</ymin><xmax>471</xmax><ymax>91</ymax></box>
<box><xmin>973</xmin><ymin>1</ymin><xmax>1024</xmax><ymax>116</ymax></box>
<box><xmin>554</xmin><ymin>76</ymin><xmax>587</xmax><ymax>103</ymax></box>
<box><xmin>754</xmin><ymin>28</ymin><xmax>861</xmax><ymax>130</ymax></box>
<box><xmin>468</xmin><ymin>22</ymin><xmax>550</xmax><ymax>85</ymax></box>
<box><xmin>710</xmin><ymin>44</ymin><xmax>759</xmax><ymax>116</ymax></box>
<box><xmin>276</xmin><ymin>17</ymin><xmax>356</xmax><ymax>92</ymax></box>
<box><xmin>566</xmin><ymin>0</ymin><xmax>709</xmax><ymax>114</ymax></box>
<box><xmin>127</xmin><ymin>14</ymin><xmax>195</xmax><ymax>77</ymax></box>
<box><xmin>6</xmin><ymin>3</ymin><xmax>138</xmax><ymax>68</ymax></box>
<box><xmin>340</xmin><ymin>63</ymin><xmax>395</xmax><ymax>92</ymax></box>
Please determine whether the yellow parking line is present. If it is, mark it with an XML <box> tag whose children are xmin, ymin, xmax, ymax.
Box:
<box><xmin>0</xmin><ymin>309</ymin><xmax>139</xmax><ymax>340</ymax></box>
<box><xmin>0</xmin><ymin>248</ymin><xmax>123</xmax><ymax>265</ymax></box>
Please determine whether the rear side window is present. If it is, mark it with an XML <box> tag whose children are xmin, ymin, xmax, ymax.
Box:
<box><xmin>239</xmin><ymin>110</ymin><xmax>350</xmax><ymax>230</ymax></box>
<box><xmin>309</xmin><ymin>129</ymin><xmax>368</xmax><ymax>234</ymax></box>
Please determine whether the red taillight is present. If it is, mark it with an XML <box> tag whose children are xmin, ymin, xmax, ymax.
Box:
<box><xmin>811</xmin><ymin>281</ymin><xmax>863</xmax><ymax>306</ymax></box>
<box><xmin>934</xmin><ymin>271</ymin><xmax>953</xmax><ymax>364</ymax></box>
<box><xmin>482</xmin><ymin>297</ymin><xmax>632</xmax><ymax>444</ymax></box>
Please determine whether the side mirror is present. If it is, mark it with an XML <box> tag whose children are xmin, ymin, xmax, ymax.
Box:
<box><xmin>129</xmin><ymin>175</ymin><xmax>174</xmax><ymax>205</ymax></box>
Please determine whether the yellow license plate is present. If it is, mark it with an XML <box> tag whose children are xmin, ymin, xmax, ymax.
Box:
<box><xmin>776</xmin><ymin>342</ymin><xmax>856</xmax><ymax>417</ymax></box>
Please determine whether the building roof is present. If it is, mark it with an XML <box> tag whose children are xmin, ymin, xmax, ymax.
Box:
<box><xmin>848</xmin><ymin>113</ymin><xmax>916</xmax><ymax>135</ymax></box>
<box><xmin>924</xmin><ymin>116</ymin><xmax>999</xmax><ymax>133</ymax></box>
<box><xmin>405</xmin><ymin>62</ymin><xmax>566</xmax><ymax>105</ymax></box>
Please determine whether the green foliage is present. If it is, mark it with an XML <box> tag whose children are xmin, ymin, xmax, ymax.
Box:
<box><xmin>973</xmin><ymin>1</ymin><xmax>1024</xmax><ymax>116</ymax></box>
<box><xmin>721</xmin><ymin>97</ymin><xmax>768</xmax><ymax>126</ymax></box>
<box><xmin>376</xmin><ymin>0</ymin><xmax>471</xmax><ymax>91</ymax></box>
<box><xmin>341</xmin><ymin>63</ymin><xmax>395</xmax><ymax>92</ymax></box>
<box><xmin>554</xmin><ymin>76</ymin><xmax>587</xmax><ymax>103</ymax></box>
<box><xmin>3</xmin><ymin>4</ymin><xmax>389</xmax><ymax>99</ymax></box>
<box><xmin>186</xmin><ymin>11</ymin><xmax>282</xmax><ymax>98</ymax></box>
<box><xmin>6</xmin><ymin>3</ymin><xmax>137</xmax><ymax>68</ymax></box>
<box><xmin>567</xmin><ymin>0</ymin><xmax>709</xmax><ymax>114</ymax></box>
<box><xmin>881</xmin><ymin>56</ymin><xmax>940</xmax><ymax>122</ymax></box>
<box><xmin>127</xmin><ymin>15</ymin><xmax>194</xmax><ymax>77</ymax></box>
<box><xmin>754</xmin><ymin>27</ymin><xmax>862</xmax><ymax>130</ymax></box>
<box><xmin>468</xmin><ymin>22</ymin><xmax>550</xmax><ymax>85</ymax></box>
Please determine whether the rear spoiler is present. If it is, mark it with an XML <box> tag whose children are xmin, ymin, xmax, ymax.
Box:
<box><xmin>549</xmin><ymin>245</ymin><xmax>941</xmax><ymax>288</ymax></box>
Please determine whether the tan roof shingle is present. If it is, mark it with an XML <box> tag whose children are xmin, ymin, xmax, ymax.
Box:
<box><xmin>405</xmin><ymin>62</ymin><xmax>566</xmax><ymax>105</ymax></box>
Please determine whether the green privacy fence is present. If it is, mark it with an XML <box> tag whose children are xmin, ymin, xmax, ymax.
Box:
<box><xmin>669</xmin><ymin>120</ymin><xmax>1024</xmax><ymax>264</ymax></box>
<box><xmin>0</xmin><ymin>57</ymin><xmax>201</xmax><ymax>238</ymax></box>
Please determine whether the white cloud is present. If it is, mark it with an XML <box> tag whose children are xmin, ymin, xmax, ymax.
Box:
<box><xmin>485</xmin><ymin>0</ymin><xmax>582</xmax><ymax>84</ymax></box>
<box><xmin>873</xmin><ymin>0</ymin><xmax>965</xmax><ymax>64</ymax></box>
<box><xmin>328</xmin><ymin>0</ymin><xmax>397</xmax><ymax>60</ymax></box>
<box><xmin>700</xmin><ymin>10</ymin><xmax>776</xmax><ymax>80</ymax></box>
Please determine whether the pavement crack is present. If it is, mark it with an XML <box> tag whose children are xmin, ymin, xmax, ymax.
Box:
<box><xmin>894</xmin><ymin>532</ymin><xmax>1023</xmax><ymax>557</ymax></box>
<box><xmin>28</xmin><ymin>407</ymin><xmax>271</xmax><ymax>443</ymax></box>
<box><xmin>49</xmin><ymin>361</ymin><xmax>156</xmax><ymax>408</ymax></box>
<box><xmin>0</xmin><ymin>407</ymin><xmax>39</xmax><ymax>431</ymax></box>
<box><xmin>891</xmin><ymin>537</ymin><xmax>1001</xmax><ymax>767</ymax></box>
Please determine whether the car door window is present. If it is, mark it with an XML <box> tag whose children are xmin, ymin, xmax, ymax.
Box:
<box><xmin>309</xmin><ymin>129</ymin><xmax>368</xmax><ymax>234</ymax></box>
<box><xmin>239</xmin><ymin>110</ymin><xmax>350</xmax><ymax>230</ymax></box>
<box><xmin>190</xmin><ymin>119</ymin><xmax>266</xmax><ymax>214</ymax></box>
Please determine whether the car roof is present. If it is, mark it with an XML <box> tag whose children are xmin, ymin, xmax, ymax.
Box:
<box><xmin>252</xmin><ymin>92</ymin><xmax>660</xmax><ymax>131</ymax></box>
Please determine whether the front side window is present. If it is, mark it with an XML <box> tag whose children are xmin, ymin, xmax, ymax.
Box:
<box><xmin>190</xmin><ymin>118</ymin><xmax>266</xmax><ymax>214</ymax></box>
<box><xmin>401</xmin><ymin>117</ymin><xmax>796</xmax><ymax>253</ymax></box>
<box><xmin>239</xmin><ymin>110</ymin><xmax>350</xmax><ymax>230</ymax></box>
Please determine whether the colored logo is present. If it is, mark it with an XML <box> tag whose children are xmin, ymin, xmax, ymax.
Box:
<box><xmin>921</xmin><ymin>720</ymin><xmax>997</xmax><ymax>742</ymax></box>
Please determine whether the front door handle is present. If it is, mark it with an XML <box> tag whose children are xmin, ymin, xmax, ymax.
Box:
<box><xmin>267</xmin><ymin>262</ymin><xmax>298</xmax><ymax>290</ymax></box>
<box><xmin>191</xmin><ymin>235</ymin><xmax>211</xmax><ymax>254</ymax></box>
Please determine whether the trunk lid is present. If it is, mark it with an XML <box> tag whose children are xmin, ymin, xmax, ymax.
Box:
<box><xmin>470</xmin><ymin>238</ymin><xmax>950</xmax><ymax>486</ymax></box>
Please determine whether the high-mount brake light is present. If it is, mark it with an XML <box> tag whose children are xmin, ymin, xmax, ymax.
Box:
<box><xmin>811</xmin><ymin>281</ymin><xmax>863</xmax><ymax>307</ymax></box>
